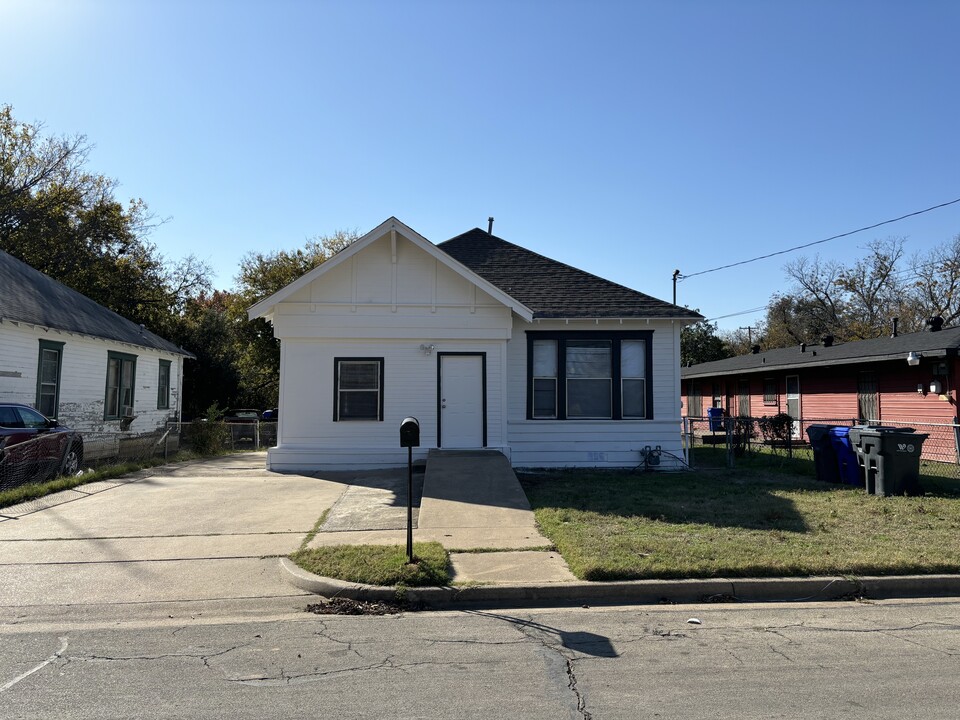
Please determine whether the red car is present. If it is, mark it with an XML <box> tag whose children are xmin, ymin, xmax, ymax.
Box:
<box><xmin>0</xmin><ymin>403</ymin><xmax>83</xmax><ymax>489</ymax></box>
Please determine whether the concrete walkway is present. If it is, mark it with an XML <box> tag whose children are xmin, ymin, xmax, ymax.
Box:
<box><xmin>306</xmin><ymin>450</ymin><xmax>576</xmax><ymax>584</ymax></box>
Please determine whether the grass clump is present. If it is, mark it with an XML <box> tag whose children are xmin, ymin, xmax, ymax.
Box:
<box><xmin>290</xmin><ymin>542</ymin><xmax>451</xmax><ymax>587</ymax></box>
<box><xmin>520</xmin><ymin>467</ymin><xmax>960</xmax><ymax>582</ymax></box>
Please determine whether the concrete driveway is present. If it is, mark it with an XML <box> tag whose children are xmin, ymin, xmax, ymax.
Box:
<box><xmin>0</xmin><ymin>453</ymin><xmax>344</xmax><ymax>608</ymax></box>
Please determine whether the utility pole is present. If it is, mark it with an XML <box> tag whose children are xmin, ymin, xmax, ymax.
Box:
<box><xmin>672</xmin><ymin>269</ymin><xmax>681</xmax><ymax>305</ymax></box>
<box><xmin>739</xmin><ymin>325</ymin><xmax>756</xmax><ymax>344</ymax></box>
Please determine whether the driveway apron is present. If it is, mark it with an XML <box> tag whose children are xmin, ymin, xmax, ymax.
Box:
<box><xmin>0</xmin><ymin>453</ymin><xmax>346</xmax><ymax>607</ymax></box>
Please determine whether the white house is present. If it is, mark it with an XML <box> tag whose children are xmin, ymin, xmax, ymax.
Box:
<box><xmin>0</xmin><ymin>250</ymin><xmax>192</xmax><ymax>452</ymax></box>
<box><xmin>248</xmin><ymin>217</ymin><xmax>702</xmax><ymax>471</ymax></box>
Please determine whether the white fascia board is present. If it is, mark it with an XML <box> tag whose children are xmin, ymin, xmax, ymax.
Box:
<box><xmin>247</xmin><ymin>216</ymin><xmax>535</xmax><ymax>323</ymax></box>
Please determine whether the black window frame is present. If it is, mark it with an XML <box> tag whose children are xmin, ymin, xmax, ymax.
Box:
<box><xmin>525</xmin><ymin>331</ymin><xmax>654</xmax><ymax>420</ymax></box>
<box><xmin>158</xmin><ymin>359</ymin><xmax>172</xmax><ymax>410</ymax></box>
<box><xmin>36</xmin><ymin>339</ymin><xmax>65</xmax><ymax>419</ymax></box>
<box><xmin>333</xmin><ymin>357</ymin><xmax>384</xmax><ymax>422</ymax></box>
<box><xmin>104</xmin><ymin>351</ymin><xmax>137</xmax><ymax>420</ymax></box>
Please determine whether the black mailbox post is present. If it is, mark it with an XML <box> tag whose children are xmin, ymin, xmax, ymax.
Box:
<box><xmin>399</xmin><ymin>417</ymin><xmax>420</xmax><ymax>563</ymax></box>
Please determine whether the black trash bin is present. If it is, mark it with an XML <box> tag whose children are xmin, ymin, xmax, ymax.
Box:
<box><xmin>848</xmin><ymin>426</ymin><xmax>925</xmax><ymax>496</ymax></box>
<box><xmin>828</xmin><ymin>426</ymin><xmax>861</xmax><ymax>486</ymax></box>
<box><xmin>806</xmin><ymin>424</ymin><xmax>841</xmax><ymax>483</ymax></box>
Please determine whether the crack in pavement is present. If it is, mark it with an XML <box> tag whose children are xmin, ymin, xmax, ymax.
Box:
<box><xmin>470</xmin><ymin>612</ymin><xmax>598</xmax><ymax>720</ymax></box>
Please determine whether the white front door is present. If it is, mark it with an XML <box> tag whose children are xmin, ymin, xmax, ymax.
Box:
<box><xmin>439</xmin><ymin>354</ymin><xmax>484</xmax><ymax>448</ymax></box>
<box><xmin>786</xmin><ymin>374</ymin><xmax>801</xmax><ymax>438</ymax></box>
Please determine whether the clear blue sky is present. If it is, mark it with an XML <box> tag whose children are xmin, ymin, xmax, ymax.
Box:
<box><xmin>3</xmin><ymin>0</ymin><xmax>959</xmax><ymax>331</ymax></box>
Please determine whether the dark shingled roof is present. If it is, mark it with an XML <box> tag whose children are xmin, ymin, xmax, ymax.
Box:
<box><xmin>681</xmin><ymin>325</ymin><xmax>960</xmax><ymax>379</ymax></box>
<box><xmin>438</xmin><ymin>228</ymin><xmax>703</xmax><ymax>320</ymax></box>
<box><xmin>0</xmin><ymin>250</ymin><xmax>193</xmax><ymax>357</ymax></box>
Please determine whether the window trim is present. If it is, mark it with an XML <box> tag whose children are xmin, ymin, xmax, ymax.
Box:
<box><xmin>36</xmin><ymin>339</ymin><xmax>65</xmax><ymax>419</ymax></box>
<box><xmin>104</xmin><ymin>351</ymin><xmax>138</xmax><ymax>420</ymax></box>
<box><xmin>333</xmin><ymin>357</ymin><xmax>384</xmax><ymax>422</ymax></box>
<box><xmin>763</xmin><ymin>377</ymin><xmax>778</xmax><ymax>406</ymax></box>
<box><xmin>158</xmin><ymin>359</ymin><xmax>172</xmax><ymax>410</ymax></box>
<box><xmin>525</xmin><ymin>330</ymin><xmax>654</xmax><ymax>420</ymax></box>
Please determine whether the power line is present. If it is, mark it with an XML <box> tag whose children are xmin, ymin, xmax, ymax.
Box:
<box><xmin>704</xmin><ymin>305</ymin><xmax>769</xmax><ymax>322</ymax></box>
<box><xmin>679</xmin><ymin>196</ymin><xmax>960</xmax><ymax>281</ymax></box>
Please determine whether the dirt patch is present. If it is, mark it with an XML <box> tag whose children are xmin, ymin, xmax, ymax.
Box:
<box><xmin>305</xmin><ymin>597</ymin><xmax>422</xmax><ymax>616</ymax></box>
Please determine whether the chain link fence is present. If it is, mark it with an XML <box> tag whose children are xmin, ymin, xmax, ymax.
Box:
<box><xmin>0</xmin><ymin>421</ymin><xmax>278</xmax><ymax>491</ymax></box>
<box><xmin>683</xmin><ymin>414</ymin><xmax>960</xmax><ymax>480</ymax></box>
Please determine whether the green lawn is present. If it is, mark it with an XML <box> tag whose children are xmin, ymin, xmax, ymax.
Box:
<box><xmin>519</xmin><ymin>465</ymin><xmax>960</xmax><ymax>581</ymax></box>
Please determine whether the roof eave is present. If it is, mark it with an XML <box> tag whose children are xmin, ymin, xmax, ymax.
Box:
<box><xmin>682</xmin><ymin>347</ymin><xmax>957</xmax><ymax>379</ymax></box>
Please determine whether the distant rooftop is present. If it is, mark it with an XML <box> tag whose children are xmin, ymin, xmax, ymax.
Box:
<box><xmin>0</xmin><ymin>250</ymin><xmax>193</xmax><ymax>357</ymax></box>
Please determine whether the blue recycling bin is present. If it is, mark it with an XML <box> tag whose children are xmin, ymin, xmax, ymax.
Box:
<box><xmin>707</xmin><ymin>407</ymin><xmax>725</xmax><ymax>432</ymax></box>
<box><xmin>828</xmin><ymin>426</ymin><xmax>861</xmax><ymax>486</ymax></box>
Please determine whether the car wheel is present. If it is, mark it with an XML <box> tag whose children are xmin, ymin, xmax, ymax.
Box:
<box><xmin>62</xmin><ymin>442</ymin><xmax>83</xmax><ymax>476</ymax></box>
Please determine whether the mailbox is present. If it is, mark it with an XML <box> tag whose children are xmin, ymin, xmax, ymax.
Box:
<box><xmin>400</xmin><ymin>416</ymin><xmax>420</xmax><ymax>448</ymax></box>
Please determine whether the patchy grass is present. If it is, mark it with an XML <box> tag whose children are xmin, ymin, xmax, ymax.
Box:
<box><xmin>0</xmin><ymin>452</ymin><xmax>204</xmax><ymax>509</ymax></box>
<box><xmin>519</xmin><ymin>468</ymin><xmax>960</xmax><ymax>581</ymax></box>
<box><xmin>290</xmin><ymin>542</ymin><xmax>451</xmax><ymax>587</ymax></box>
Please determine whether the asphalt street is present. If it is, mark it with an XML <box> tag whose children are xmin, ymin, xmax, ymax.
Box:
<box><xmin>1</xmin><ymin>597</ymin><xmax>960</xmax><ymax>719</ymax></box>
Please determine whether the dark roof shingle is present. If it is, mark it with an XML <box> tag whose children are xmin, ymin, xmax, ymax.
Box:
<box><xmin>0</xmin><ymin>250</ymin><xmax>192</xmax><ymax>357</ymax></box>
<box><xmin>438</xmin><ymin>228</ymin><xmax>702</xmax><ymax>320</ymax></box>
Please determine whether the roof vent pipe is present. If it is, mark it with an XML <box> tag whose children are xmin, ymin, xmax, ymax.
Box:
<box><xmin>927</xmin><ymin>315</ymin><xmax>944</xmax><ymax>332</ymax></box>
<box><xmin>800</xmin><ymin>342</ymin><xmax>806</xmax><ymax>353</ymax></box>
<box><xmin>821</xmin><ymin>335</ymin><xmax>834</xmax><ymax>347</ymax></box>
<box><xmin>891</xmin><ymin>317</ymin><xmax>899</xmax><ymax>338</ymax></box>
<box><xmin>488</xmin><ymin>216</ymin><xmax>494</xmax><ymax>234</ymax></box>
<box><xmin>751</xmin><ymin>344</ymin><xmax>761</xmax><ymax>354</ymax></box>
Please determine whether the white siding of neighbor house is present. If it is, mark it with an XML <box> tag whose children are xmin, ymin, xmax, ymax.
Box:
<box><xmin>0</xmin><ymin>319</ymin><xmax>185</xmax><ymax>436</ymax></box>
<box><xmin>504</xmin><ymin>318</ymin><xmax>687</xmax><ymax>469</ymax></box>
<box><xmin>265</xmin><ymin>228</ymin><xmax>688</xmax><ymax>470</ymax></box>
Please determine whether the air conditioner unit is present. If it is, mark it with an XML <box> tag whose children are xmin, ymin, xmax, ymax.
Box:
<box><xmin>122</xmin><ymin>405</ymin><xmax>134</xmax><ymax>417</ymax></box>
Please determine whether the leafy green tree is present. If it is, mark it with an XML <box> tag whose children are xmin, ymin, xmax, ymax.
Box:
<box><xmin>229</xmin><ymin>230</ymin><xmax>361</xmax><ymax>408</ymax></box>
<box><xmin>681</xmin><ymin>320</ymin><xmax>732</xmax><ymax>366</ymax></box>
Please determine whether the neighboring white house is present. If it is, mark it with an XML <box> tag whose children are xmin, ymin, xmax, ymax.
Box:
<box><xmin>0</xmin><ymin>250</ymin><xmax>192</xmax><ymax>453</ymax></box>
<box><xmin>248</xmin><ymin>217</ymin><xmax>703</xmax><ymax>471</ymax></box>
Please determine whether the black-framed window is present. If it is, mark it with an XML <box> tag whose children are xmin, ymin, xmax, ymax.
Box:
<box><xmin>334</xmin><ymin>357</ymin><xmax>384</xmax><ymax>421</ymax></box>
<box><xmin>158</xmin><ymin>359</ymin><xmax>171</xmax><ymax>410</ymax></box>
<box><xmin>712</xmin><ymin>382</ymin><xmax>723</xmax><ymax>409</ymax></box>
<box><xmin>763</xmin><ymin>377</ymin><xmax>778</xmax><ymax>406</ymax></box>
<box><xmin>526</xmin><ymin>331</ymin><xmax>653</xmax><ymax>420</ymax></box>
<box><xmin>532</xmin><ymin>339</ymin><xmax>558</xmax><ymax>418</ymax></box>
<box><xmin>105</xmin><ymin>351</ymin><xmax>137</xmax><ymax>420</ymax></box>
<box><xmin>37</xmin><ymin>340</ymin><xmax>64</xmax><ymax>418</ymax></box>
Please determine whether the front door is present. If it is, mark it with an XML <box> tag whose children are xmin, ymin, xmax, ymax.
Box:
<box><xmin>439</xmin><ymin>354</ymin><xmax>485</xmax><ymax>448</ymax></box>
<box><xmin>785</xmin><ymin>374</ymin><xmax>801</xmax><ymax>438</ymax></box>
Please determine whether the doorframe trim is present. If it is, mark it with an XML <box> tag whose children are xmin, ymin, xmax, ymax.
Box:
<box><xmin>436</xmin><ymin>352</ymin><xmax>487</xmax><ymax>448</ymax></box>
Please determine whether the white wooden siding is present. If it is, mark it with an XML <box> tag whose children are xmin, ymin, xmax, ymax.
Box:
<box><xmin>0</xmin><ymin>320</ymin><xmax>184</xmax><ymax>434</ymax></box>
<box><xmin>269</xmin><ymin>338</ymin><xmax>506</xmax><ymax>470</ymax></box>
<box><xmin>504</xmin><ymin>319</ymin><xmax>686</xmax><ymax>468</ymax></box>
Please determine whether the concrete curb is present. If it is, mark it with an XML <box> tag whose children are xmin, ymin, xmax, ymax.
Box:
<box><xmin>279</xmin><ymin>559</ymin><xmax>960</xmax><ymax>608</ymax></box>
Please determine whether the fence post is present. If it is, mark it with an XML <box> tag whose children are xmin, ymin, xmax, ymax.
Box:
<box><xmin>726</xmin><ymin>419</ymin><xmax>734</xmax><ymax>468</ymax></box>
